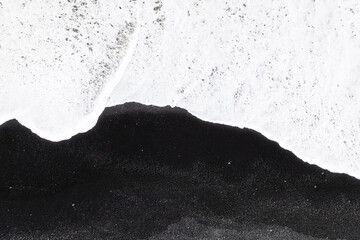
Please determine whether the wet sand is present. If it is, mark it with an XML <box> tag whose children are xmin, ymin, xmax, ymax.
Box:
<box><xmin>0</xmin><ymin>103</ymin><xmax>358</xmax><ymax>239</ymax></box>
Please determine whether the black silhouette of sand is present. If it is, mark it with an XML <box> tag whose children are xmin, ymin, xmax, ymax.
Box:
<box><xmin>0</xmin><ymin>103</ymin><xmax>358</xmax><ymax>239</ymax></box>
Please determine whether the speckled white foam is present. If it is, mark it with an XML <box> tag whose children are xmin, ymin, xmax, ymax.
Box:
<box><xmin>1</xmin><ymin>0</ymin><xmax>360</xmax><ymax>179</ymax></box>
<box><xmin>0</xmin><ymin>0</ymin><xmax>139</xmax><ymax>140</ymax></box>
<box><xmin>108</xmin><ymin>0</ymin><xmax>360</xmax><ymax>179</ymax></box>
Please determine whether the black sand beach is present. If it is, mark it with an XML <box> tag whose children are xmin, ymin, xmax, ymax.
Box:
<box><xmin>0</xmin><ymin>103</ymin><xmax>359</xmax><ymax>239</ymax></box>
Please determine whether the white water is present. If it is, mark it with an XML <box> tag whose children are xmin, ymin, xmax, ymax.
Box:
<box><xmin>0</xmin><ymin>0</ymin><xmax>139</xmax><ymax>140</ymax></box>
<box><xmin>1</xmin><ymin>0</ymin><xmax>360</xmax><ymax>179</ymax></box>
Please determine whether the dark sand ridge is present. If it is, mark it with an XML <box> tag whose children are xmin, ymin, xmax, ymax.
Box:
<box><xmin>0</xmin><ymin>103</ymin><xmax>359</xmax><ymax>239</ymax></box>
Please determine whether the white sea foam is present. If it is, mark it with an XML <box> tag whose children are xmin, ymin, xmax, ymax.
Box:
<box><xmin>108</xmin><ymin>0</ymin><xmax>360</xmax><ymax>179</ymax></box>
<box><xmin>0</xmin><ymin>0</ymin><xmax>139</xmax><ymax>140</ymax></box>
<box><xmin>1</xmin><ymin>0</ymin><xmax>360</xmax><ymax>179</ymax></box>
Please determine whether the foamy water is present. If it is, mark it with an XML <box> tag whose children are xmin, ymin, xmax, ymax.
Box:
<box><xmin>0</xmin><ymin>0</ymin><xmax>139</xmax><ymax>140</ymax></box>
<box><xmin>1</xmin><ymin>0</ymin><xmax>360</xmax><ymax>179</ymax></box>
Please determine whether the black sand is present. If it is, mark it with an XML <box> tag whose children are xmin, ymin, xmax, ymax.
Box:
<box><xmin>0</xmin><ymin>103</ymin><xmax>359</xmax><ymax>239</ymax></box>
